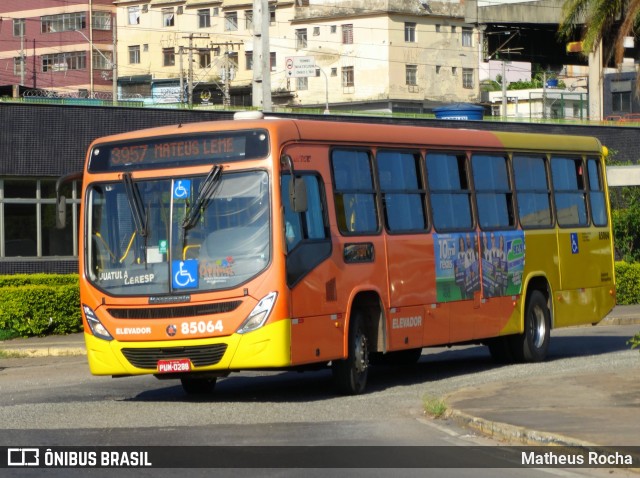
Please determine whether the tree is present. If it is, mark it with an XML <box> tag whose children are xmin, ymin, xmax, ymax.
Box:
<box><xmin>559</xmin><ymin>0</ymin><xmax>640</xmax><ymax>94</ymax></box>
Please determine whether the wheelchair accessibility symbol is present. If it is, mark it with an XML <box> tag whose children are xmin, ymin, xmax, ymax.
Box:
<box><xmin>570</xmin><ymin>233</ymin><xmax>579</xmax><ymax>254</ymax></box>
<box><xmin>172</xmin><ymin>260</ymin><xmax>199</xmax><ymax>289</ymax></box>
<box><xmin>173</xmin><ymin>179</ymin><xmax>191</xmax><ymax>200</ymax></box>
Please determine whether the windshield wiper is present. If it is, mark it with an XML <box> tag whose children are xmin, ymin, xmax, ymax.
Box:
<box><xmin>182</xmin><ymin>165</ymin><xmax>223</xmax><ymax>231</ymax></box>
<box><xmin>122</xmin><ymin>172</ymin><xmax>148</xmax><ymax>238</ymax></box>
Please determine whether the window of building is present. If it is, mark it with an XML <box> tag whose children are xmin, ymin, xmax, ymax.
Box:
<box><xmin>42</xmin><ymin>52</ymin><xmax>86</xmax><ymax>72</ymax></box>
<box><xmin>513</xmin><ymin>155</ymin><xmax>552</xmax><ymax>228</ymax></box>
<box><xmin>612</xmin><ymin>91</ymin><xmax>632</xmax><ymax>112</ymax></box>
<box><xmin>225</xmin><ymin>11</ymin><xmax>238</xmax><ymax>31</ymax></box>
<box><xmin>342</xmin><ymin>24</ymin><xmax>353</xmax><ymax>44</ymax></box>
<box><xmin>270</xmin><ymin>52</ymin><xmax>277</xmax><ymax>71</ymax></box>
<box><xmin>129</xmin><ymin>45</ymin><xmax>140</xmax><ymax>64</ymax></box>
<box><xmin>426</xmin><ymin>152</ymin><xmax>473</xmax><ymax>231</ymax></box>
<box><xmin>406</xmin><ymin>64</ymin><xmax>418</xmax><ymax>86</ymax></box>
<box><xmin>452</xmin><ymin>67</ymin><xmax>458</xmax><ymax>76</ymax></box>
<box><xmin>245</xmin><ymin>51</ymin><xmax>253</xmax><ymax>70</ymax></box>
<box><xmin>297</xmin><ymin>77</ymin><xmax>308</xmax><ymax>90</ymax></box>
<box><xmin>41</xmin><ymin>13</ymin><xmax>86</xmax><ymax>33</ymax></box>
<box><xmin>313</xmin><ymin>27</ymin><xmax>320</xmax><ymax>36</ymax></box>
<box><xmin>296</xmin><ymin>29</ymin><xmax>308</xmax><ymax>49</ymax></box>
<box><xmin>436</xmin><ymin>65</ymin><xmax>441</xmax><ymax>74</ymax></box>
<box><xmin>128</xmin><ymin>6</ymin><xmax>140</xmax><ymax>25</ymax></box>
<box><xmin>163</xmin><ymin>48</ymin><xmax>175</xmax><ymax>67</ymax></box>
<box><xmin>331</xmin><ymin>68</ymin><xmax>337</xmax><ymax>76</ymax></box>
<box><xmin>270</xmin><ymin>6</ymin><xmax>276</xmax><ymax>25</ymax></box>
<box><xmin>13</xmin><ymin>57</ymin><xmax>24</xmax><ymax>76</ymax></box>
<box><xmin>342</xmin><ymin>66</ymin><xmax>354</xmax><ymax>87</ymax></box>
<box><xmin>93</xmin><ymin>50</ymin><xmax>112</xmax><ymax>70</ymax></box>
<box><xmin>551</xmin><ymin>157</ymin><xmax>588</xmax><ymax>226</ymax></box>
<box><xmin>330</xmin><ymin>25</ymin><xmax>337</xmax><ymax>33</ymax></box>
<box><xmin>462</xmin><ymin>27</ymin><xmax>473</xmax><ymax>47</ymax></box>
<box><xmin>13</xmin><ymin>18</ymin><xmax>26</xmax><ymax>37</ymax></box>
<box><xmin>463</xmin><ymin>68</ymin><xmax>474</xmax><ymax>89</ymax></box>
<box><xmin>377</xmin><ymin>150</ymin><xmax>426</xmax><ymax>232</ymax></box>
<box><xmin>435</xmin><ymin>24</ymin><xmax>441</xmax><ymax>33</ymax></box>
<box><xmin>0</xmin><ymin>179</ymin><xmax>79</xmax><ymax>258</ymax></box>
<box><xmin>92</xmin><ymin>11</ymin><xmax>111</xmax><ymax>30</ymax></box>
<box><xmin>472</xmin><ymin>154</ymin><xmax>514</xmax><ymax>229</ymax></box>
<box><xmin>198</xmin><ymin>9</ymin><xmax>211</xmax><ymax>28</ymax></box>
<box><xmin>405</xmin><ymin>22</ymin><xmax>416</xmax><ymax>42</ymax></box>
<box><xmin>199</xmin><ymin>49</ymin><xmax>211</xmax><ymax>68</ymax></box>
<box><xmin>162</xmin><ymin>8</ymin><xmax>174</xmax><ymax>27</ymax></box>
<box><xmin>331</xmin><ymin>149</ymin><xmax>378</xmax><ymax>234</ymax></box>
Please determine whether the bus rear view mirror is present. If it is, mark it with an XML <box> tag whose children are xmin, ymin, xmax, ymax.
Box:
<box><xmin>56</xmin><ymin>195</ymin><xmax>67</xmax><ymax>229</ymax></box>
<box><xmin>289</xmin><ymin>176</ymin><xmax>308</xmax><ymax>213</ymax></box>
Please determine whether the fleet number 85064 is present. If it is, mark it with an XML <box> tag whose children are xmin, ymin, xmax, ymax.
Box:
<box><xmin>182</xmin><ymin>320</ymin><xmax>224</xmax><ymax>335</ymax></box>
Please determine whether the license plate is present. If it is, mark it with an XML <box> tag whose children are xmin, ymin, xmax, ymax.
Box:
<box><xmin>157</xmin><ymin>358</ymin><xmax>192</xmax><ymax>373</ymax></box>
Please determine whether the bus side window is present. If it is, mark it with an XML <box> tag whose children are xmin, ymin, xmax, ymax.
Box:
<box><xmin>331</xmin><ymin>149</ymin><xmax>378</xmax><ymax>234</ymax></box>
<box><xmin>377</xmin><ymin>150</ymin><xmax>427</xmax><ymax>232</ymax></box>
<box><xmin>425</xmin><ymin>152</ymin><xmax>473</xmax><ymax>231</ymax></box>
<box><xmin>587</xmin><ymin>158</ymin><xmax>607</xmax><ymax>227</ymax></box>
<box><xmin>471</xmin><ymin>154</ymin><xmax>514</xmax><ymax>229</ymax></box>
<box><xmin>551</xmin><ymin>156</ymin><xmax>588</xmax><ymax>227</ymax></box>
<box><xmin>513</xmin><ymin>155</ymin><xmax>552</xmax><ymax>228</ymax></box>
<box><xmin>282</xmin><ymin>174</ymin><xmax>327</xmax><ymax>251</ymax></box>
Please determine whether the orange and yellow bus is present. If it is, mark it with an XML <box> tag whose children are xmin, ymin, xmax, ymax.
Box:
<box><xmin>57</xmin><ymin>112</ymin><xmax>616</xmax><ymax>395</ymax></box>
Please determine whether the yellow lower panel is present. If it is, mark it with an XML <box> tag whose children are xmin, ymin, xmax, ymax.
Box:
<box><xmin>85</xmin><ymin>319</ymin><xmax>292</xmax><ymax>376</ymax></box>
<box><xmin>553</xmin><ymin>287</ymin><xmax>616</xmax><ymax>328</ymax></box>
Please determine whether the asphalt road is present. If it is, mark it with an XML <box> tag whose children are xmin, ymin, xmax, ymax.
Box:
<box><xmin>1</xmin><ymin>324</ymin><xmax>638</xmax><ymax>478</ymax></box>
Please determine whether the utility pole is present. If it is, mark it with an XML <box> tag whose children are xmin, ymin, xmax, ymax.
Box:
<box><xmin>179</xmin><ymin>46</ymin><xmax>184</xmax><ymax>104</ymax></box>
<box><xmin>112</xmin><ymin>14</ymin><xmax>118</xmax><ymax>102</ymax></box>
<box><xmin>210</xmin><ymin>41</ymin><xmax>243</xmax><ymax>108</ymax></box>
<box><xmin>252</xmin><ymin>0</ymin><xmax>272</xmax><ymax>111</ymax></box>
<box><xmin>182</xmin><ymin>33</ymin><xmax>209</xmax><ymax>107</ymax></box>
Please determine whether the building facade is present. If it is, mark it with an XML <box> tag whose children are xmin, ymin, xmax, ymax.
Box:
<box><xmin>113</xmin><ymin>0</ymin><xmax>478</xmax><ymax>112</ymax></box>
<box><xmin>0</xmin><ymin>0</ymin><xmax>116</xmax><ymax>98</ymax></box>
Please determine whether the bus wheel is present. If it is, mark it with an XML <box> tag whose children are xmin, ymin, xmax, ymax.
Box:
<box><xmin>510</xmin><ymin>290</ymin><xmax>550</xmax><ymax>362</ymax></box>
<box><xmin>180</xmin><ymin>376</ymin><xmax>217</xmax><ymax>395</ymax></box>
<box><xmin>332</xmin><ymin>311</ymin><xmax>369</xmax><ymax>395</ymax></box>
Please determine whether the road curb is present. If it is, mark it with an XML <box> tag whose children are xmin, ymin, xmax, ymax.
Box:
<box><xmin>445</xmin><ymin>408</ymin><xmax>598</xmax><ymax>448</ymax></box>
<box><xmin>0</xmin><ymin>346</ymin><xmax>86</xmax><ymax>358</ymax></box>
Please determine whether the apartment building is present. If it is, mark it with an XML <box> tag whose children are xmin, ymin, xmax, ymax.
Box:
<box><xmin>114</xmin><ymin>0</ymin><xmax>479</xmax><ymax>112</ymax></box>
<box><xmin>291</xmin><ymin>1</ymin><xmax>479</xmax><ymax>113</ymax></box>
<box><xmin>0</xmin><ymin>0</ymin><xmax>115</xmax><ymax>97</ymax></box>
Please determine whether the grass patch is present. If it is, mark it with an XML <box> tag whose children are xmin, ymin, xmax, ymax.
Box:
<box><xmin>423</xmin><ymin>394</ymin><xmax>448</xmax><ymax>419</ymax></box>
<box><xmin>0</xmin><ymin>329</ymin><xmax>19</xmax><ymax>341</ymax></box>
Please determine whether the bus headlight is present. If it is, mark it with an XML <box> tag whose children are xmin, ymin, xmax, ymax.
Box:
<box><xmin>236</xmin><ymin>292</ymin><xmax>278</xmax><ymax>334</ymax></box>
<box><xmin>82</xmin><ymin>304</ymin><xmax>113</xmax><ymax>341</ymax></box>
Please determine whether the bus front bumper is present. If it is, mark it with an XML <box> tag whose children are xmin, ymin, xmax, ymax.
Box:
<box><xmin>84</xmin><ymin>318</ymin><xmax>292</xmax><ymax>376</ymax></box>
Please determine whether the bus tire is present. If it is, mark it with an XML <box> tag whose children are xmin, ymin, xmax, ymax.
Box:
<box><xmin>332</xmin><ymin>311</ymin><xmax>369</xmax><ymax>395</ymax></box>
<box><xmin>180</xmin><ymin>376</ymin><xmax>217</xmax><ymax>395</ymax></box>
<box><xmin>510</xmin><ymin>290</ymin><xmax>550</xmax><ymax>363</ymax></box>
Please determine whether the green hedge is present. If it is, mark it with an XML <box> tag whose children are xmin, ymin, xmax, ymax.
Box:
<box><xmin>0</xmin><ymin>274</ymin><xmax>82</xmax><ymax>337</ymax></box>
<box><xmin>614</xmin><ymin>261</ymin><xmax>640</xmax><ymax>305</ymax></box>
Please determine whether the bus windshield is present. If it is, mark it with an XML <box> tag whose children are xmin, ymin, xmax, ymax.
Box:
<box><xmin>87</xmin><ymin>170</ymin><xmax>270</xmax><ymax>296</ymax></box>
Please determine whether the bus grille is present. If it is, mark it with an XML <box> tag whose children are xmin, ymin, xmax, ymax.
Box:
<box><xmin>121</xmin><ymin>344</ymin><xmax>228</xmax><ymax>369</ymax></box>
<box><xmin>108</xmin><ymin>301</ymin><xmax>242</xmax><ymax>319</ymax></box>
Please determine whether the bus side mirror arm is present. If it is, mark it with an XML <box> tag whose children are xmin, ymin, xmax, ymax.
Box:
<box><xmin>55</xmin><ymin>171</ymin><xmax>83</xmax><ymax>229</ymax></box>
<box><xmin>281</xmin><ymin>155</ymin><xmax>308</xmax><ymax>213</ymax></box>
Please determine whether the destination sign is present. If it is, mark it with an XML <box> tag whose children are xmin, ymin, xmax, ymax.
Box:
<box><xmin>88</xmin><ymin>130</ymin><xmax>269</xmax><ymax>172</ymax></box>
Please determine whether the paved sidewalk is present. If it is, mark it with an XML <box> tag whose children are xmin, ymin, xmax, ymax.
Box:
<box><xmin>1</xmin><ymin>305</ymin><xmax>639</xmax><ymax>451</ymax></box>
